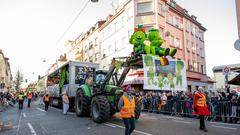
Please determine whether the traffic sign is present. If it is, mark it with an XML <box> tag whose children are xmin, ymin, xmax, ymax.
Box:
<box><xmin>234</xmin><ymin>39</ymin><xmax>240</xmax><ymax>51</ymax></box>
<box><xmin>222</xmin><ymin>66</ymin><xmax>231</xmax><ymax>75</ymax></box>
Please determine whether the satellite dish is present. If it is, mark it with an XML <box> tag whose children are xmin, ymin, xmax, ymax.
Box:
<box><xmin>234</xmin><ymin>39</ymin><xmax>240</xmax><ymax>51</ymax></box>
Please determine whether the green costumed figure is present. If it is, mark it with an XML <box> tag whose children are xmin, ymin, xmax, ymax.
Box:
<box><xmin>144</xmin><ymin>55</ymin><xmax>155</xmax><ymax>85</ymax></box>
<box><xmin>147</xmin><ymin>28</ymin><xmax>177</xmax><ymax>57</ymax></box>
<box><xmin>129</xmin><ymin>25</ymin><xmax>150</xmax><ymax>55</ymax></box>
<box><xmin>157</xmin><ymin>73</ymin><xmax>164</xmax><ymax>90</ymax></box>
<box><xmin>176</xmin><ymin>60</ymin><xmax>184</xmax><ymax>86</ymax></box>
<box><xmin>167</xmin><ymin>72</ymin><xmax>174</xmax><ymax>89</ymax></box>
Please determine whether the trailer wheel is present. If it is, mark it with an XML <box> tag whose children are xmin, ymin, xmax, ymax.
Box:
<box><xmin>75</xmin><ymin>89</ymin><xmax>90</xmax><ymax>116</ymax></box>
<box><xmin>91</xmin><ymin>95</ymin><xmax>110</xmax><ymax>123</ymax></box>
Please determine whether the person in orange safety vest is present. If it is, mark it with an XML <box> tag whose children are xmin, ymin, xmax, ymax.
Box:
<box><xmin>62</xmin><ymin>92</ymin><xmax>69</xmax><ymax>115</ymax></box>
<box><xmin>118</xmin><ymin>85</ymin><xmax>135</xmax><ymax>135</ymax></box>
<box><xmin>193</xmin><ymin>87</ymin><xmax>210</xmax><ymax>132</ymax></box>
<box><xmin>27</xmin><ymin>92</ymin><xmax>33</xmax><ymax>108</ymax></box>
<box><xmin>43</xmin><ymin>94</ymin><xmax>50</xmax><ymax>111</ymax></box>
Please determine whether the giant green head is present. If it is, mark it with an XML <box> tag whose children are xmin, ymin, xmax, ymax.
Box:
<box><xmin>148</xmin><ymin>28</ymin><xmax>160</xmax><ymax>41</ymax></box>
<box><xmin>167</xmin><ymin>72</ymin><xmax>173</xmax><ymax>81</ymax></box>
<box><xmin>176</xmin><ymin>60</ymin><xmax>184</xmax><ymax>71</ymax></box>
<box><xmin>130</xmin><ymin>24</ymin><xmax>146</xmax><ymax>44</ymax></box>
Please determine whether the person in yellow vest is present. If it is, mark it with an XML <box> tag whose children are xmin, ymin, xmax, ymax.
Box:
<box><xmin>27</xmin><ymin>92</ymin><xmax>33</xmax><ymax>108</ymax></box>
<box><xmin>43</xmin><ymin>94</ymin><xmax>50</xmax><ymax>111</ymax></box>
<box><xmin>18</xmin><ymin>91</ymin><xmax>24</xmax><ymax>110</ymax></box>
<box><xmin>193</xmin><ymin>87</ymin><xmax>210</xmax><ymax>132</ymax></box>
<box><xmin>118</xmin><ymin>85</ymin><xmax>135</xmax><ymax>135</ymax></box>
<box><xmin>62</xmin><ymin>92</ymin><xmax>69</xmax><ymax>115</ymax></box>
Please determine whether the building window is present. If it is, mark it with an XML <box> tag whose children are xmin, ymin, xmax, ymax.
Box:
<box><xmin>196</xmin><ymin>44</ymin><xmax>199</xmax><ymax>55</ymax></box>
<box><xmin>127</xmin><ymin>6</ymin><xmax>133</xmax><ymax>18</ymax></box>
<box><xmin>137</xmin><ymin>2</ymin><xmax>153</xmax><ymax>14</ymax></box>
<box><xmin>186</xmin><ymin>39</ymin><xmax>190</xmax><ymax>51</ymax></box>
<box><xmin>175</xmin><ymin>37</ymin><xmax>181</xmax><ymax>48</ymax></box>
<box><xmin>158</xmin><ymin>4</ymin><xmax>164</xmax><ymax>16</ymax></box>
<box><xmin>114</xmin><ymin>41</ymin><xmax>118</xmax><ymax>51</ymax></box>
<box><xmin>201</xmin><ymin>65</ymin><xmax>204</xmax><ymax>74</ymax></box>
<box><xmin>95</xmin><ymin>53</ymin><xmax>99</xmax><ymax>61</ymax></box>
<box><xmin>158</xmin><ymin>27</ymin><xmax>164</xmax><ymax>38</ymax></box>
<box><xmin>192</xmin><ymin>42</ymin><xmax>196</xmax><ymax>53</ymax></box>
<box><xmin>168</xmin><ymin>15</ymin><xmax>173</xmax><ymax>24</ymax></box>
<box><xmin>89</xmin><ymin>56</ymin><xmax>93</xmax><ymax>62</ymax></box>
<box><xmin>95</xmin><ymin>37</ymin><xmax>98</xmax><ymax>46</ymax></box>
<box><xmin>122</xmin><ymin>36</ymin><xmax>126</xmax><ymax>48</ymax></box>
<box><xmin>188</xmin><ymin>59</ymin><xmax>192</xmax><ymax>71</ymax></box>
<box><xmin>102</xmin><ymin>49</ymin><xmax>106</xmax><ymax>58</ymax></box>
<box><xmin>193</xmin><ymin>61</ymin><xmax>197</xmax><ymax>72</ymax></box>
<box><xmin>89</xmin><ymin>41</ymin><xmax>93</xmax><ymax>50</ymax></box>
<box><xmin>197</xmin><ymin>62</ymin><xmax>200</xmax><ymax>72</ymax></box>
<box><xmin>200</xmin><ymin>48</ymin><xmax>204</xmax><ymax>57</ymax></box>
<box><xmin>145</xmin><ymin>26</ymin><xmax>154</xmax><ymax>34</ymax></box>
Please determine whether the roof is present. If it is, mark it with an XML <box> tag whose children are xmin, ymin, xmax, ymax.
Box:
<box><xmin>228</xmin><ymin>74</ymin><xmax>240</xmax><ymax>85</ymax></box>
<box><xmin>212</xmin><ymin>63</ymin><xmax>240</xmax><ymax>72</ymax></box>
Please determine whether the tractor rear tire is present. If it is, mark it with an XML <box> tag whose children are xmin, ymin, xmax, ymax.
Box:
<box><xmin>75</xmin><ymin>89</ymin><xmax>90</xmax><ymax>117</ymax></box>
<box><xmin>91</xmin><ymin>95</ymin><xmax>110</xmax><ymax>123</ymax></box>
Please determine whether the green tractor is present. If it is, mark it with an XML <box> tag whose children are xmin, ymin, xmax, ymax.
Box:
<box><xmin>75</xmin><ymin>57</ymin><xmax>143</xmax><ymax>123</ymax></box>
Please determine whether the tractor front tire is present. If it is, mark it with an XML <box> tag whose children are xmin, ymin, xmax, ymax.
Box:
<box><xmin>75</xmin><ymin>89</ymin><xmax>90</xmax><ymax>117</ymax></box>
<box><xmin>91</xmin><ymin>95</ymin><xmax>110</xmax><ymax>123</ymax></box>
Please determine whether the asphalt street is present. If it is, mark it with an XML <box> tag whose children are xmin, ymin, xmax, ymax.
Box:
<box><xmin>0</xmin><ymin>102</ymin><xmax>239</xmax><ymax>135</ymax></box>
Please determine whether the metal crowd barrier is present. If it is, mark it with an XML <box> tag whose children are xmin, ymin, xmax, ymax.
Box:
<box><xmin>142</xmin><ymin>99</ymin><xmax>240</xmax><ymax>123</ymax></box>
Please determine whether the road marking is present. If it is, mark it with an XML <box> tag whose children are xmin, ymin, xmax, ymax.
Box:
<box><xmin>210</xmin><ymin>122</ymin><xmax>240</xmax><ymax>127</ymax></box>
<box><xmin>23</xmin><ymin>113</ymin><xmax>26</xmax><ymax>118</ymax></box>
<box><xmin>212</xmin><ymin>125</ymin><xmax>237</xmax><ymax>130</ymax></box>
<box><xmin>16</xmin><ymin>111</ymin><xmax>23</xmax><ymax>135</ymax></box>
<box><xmin>37</xmin><ymin>108</ymin><xmax>46</xmax><ymax>112</ymax></box>
<box><xmin>163</xmin><ymin>116</ymin><xmax>184</xmax><ymax>120</ymax></box>
<box><xmin>39</xmin><ymin>123</ymin><xmax>47</xmax><ymax>134</ymax></box>
<box><xmin>28</xmin><ymin>123</ymin><xmax>37</xmax><ymax>135</ymax></box>
<box><xmin>105</xmin><ymin>122</ymin><xmax>153</xmax><ymax>135</ymax></box>
<box><xmin>172</xmin><ymin>120</ymin><xmax>192</xmax><ymax>124</ymax></box>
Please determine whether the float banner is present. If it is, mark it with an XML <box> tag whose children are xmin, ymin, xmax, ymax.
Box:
<box><xmin>143</xmin><ymin>55</ymin><xmax>187</xmax><ymax>91</ymax></box>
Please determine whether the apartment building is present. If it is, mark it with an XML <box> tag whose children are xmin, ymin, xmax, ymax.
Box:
<box><xmin>0</xmin><ymin>49</ymin><xmax>12</xmax><ymax>91</ymax></box>
<box><xmin>66</xmin><ymin>0</ymin><xmax>209</xmax><ymax>91</ymax></box>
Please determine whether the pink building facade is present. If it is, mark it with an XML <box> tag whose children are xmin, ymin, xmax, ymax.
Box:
<box><xmin>134</xmin><ymin>0</ymin><xmax>208</xmax><ymax>91</ymax></box>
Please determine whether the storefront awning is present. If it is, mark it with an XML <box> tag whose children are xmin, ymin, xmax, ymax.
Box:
<box><xmin>228</xmin><ymin>74</ymin><xmax>240</xmax><ymax>85</ymax></box>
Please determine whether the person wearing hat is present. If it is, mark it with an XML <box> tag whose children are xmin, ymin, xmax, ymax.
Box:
<box><xmin>118</xmin><ymin>85</ymin><xmax>136</xmax><ymax>135</ymax></box>
<box><xmin>193</xmin><ymin>87</ymin><xmax>210</xmax><ymax>132</ymax></box>
<box><xmin>62</xmin><ymin>92</ymin><xmax>69</xmax><ymax>115</ymax></box>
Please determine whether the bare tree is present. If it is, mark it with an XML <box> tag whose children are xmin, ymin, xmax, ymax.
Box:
<box><xmin>14</xmin><ymin>69</ymin><xmax>23</xmax><ymax>91</ymax></box>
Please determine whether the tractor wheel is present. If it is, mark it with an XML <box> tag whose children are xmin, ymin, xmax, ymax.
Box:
<box><xmin>75</xmin><ymin>89</ymin><xmax>90</xmax><ymax>117</ymax></box>
<box><xmin>91</xmin><ymin>95</ymin><xmax>110</xmax><ymax>123</ymax></box>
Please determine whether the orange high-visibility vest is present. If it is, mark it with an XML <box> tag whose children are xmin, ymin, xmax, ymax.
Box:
<box><xmin>64</xmin><ymin>95</ymin><xmax>69</xmax><ymax>103</ymax></box>
<box><xmin>28</xmin><ymin>93</ymin><xmax>32</xmax><ymax>99</ymax></box>
<box><xmin>44</xmin><ymin>96</ymin><xmax>50</xmax><ymax>102</ymax></box>
<box><xmin>120</xmin><ymin>95</ymin><xmax>135</xmax><ymax>118</ymax></box>
<box><xmin>196</xmin><ymin>92</ymin><xmax>207</xmax><ymax>107</ymax></box>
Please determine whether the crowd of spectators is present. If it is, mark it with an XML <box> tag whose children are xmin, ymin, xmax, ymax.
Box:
<box><xmin>141</xmin><ymin>89</ymin><xmax>240</xmax><ymax>124</ymax></box>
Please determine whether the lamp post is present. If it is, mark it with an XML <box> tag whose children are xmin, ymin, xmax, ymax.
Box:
<box><xmin>235</xmin><ymin>0</ymin><xmax>240</xmax><ymax>51</ymax></box>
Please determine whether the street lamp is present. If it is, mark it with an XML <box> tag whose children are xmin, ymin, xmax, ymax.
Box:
<box><xmin>91</xmin><ymin>0</ymin><xmax>98</xmax><ymax>2</ymax></box>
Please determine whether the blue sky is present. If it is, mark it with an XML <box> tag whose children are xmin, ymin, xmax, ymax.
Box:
<box><xmin>0</xmin><ymin>0</ymin><xmax>239</xmax><ymax>84</ymax></box>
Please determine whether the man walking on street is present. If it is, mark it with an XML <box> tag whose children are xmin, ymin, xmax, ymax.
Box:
<box><xmin>27</xmin><ymin>92</ymin><xmax>32</xmax><ymax>108</ymax></box>
<box><xmin>118</xmin><ymin>85</ymin><xmax>135</xmax><ymax>135</ymax></box>
<box><xmin>62</xmin><ymin>92</ymin><xmax>69</xmax><ymax>115</ymax></box>
<box><xmin>18</xmin><ymin>91</ymin><xmax>24</xmax><ymax>110</ymax></box>
<box><xmin>43</xmin><ymin>94</ymin><xmax>50</xmax><ymax>111</ymax></box>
